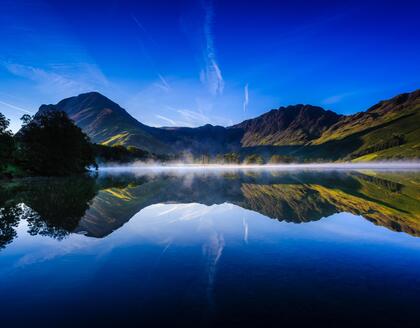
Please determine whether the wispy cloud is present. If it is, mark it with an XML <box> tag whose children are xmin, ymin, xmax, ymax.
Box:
<box><xmin>124</xmin><ymin>77</ymin><xmax>235</xmax><ymax>128</ymax></box>
<box><xmin>155</xmin><ymin>114</ymin><xmax>177</xmax><ymax>126</ymax></box>
<box><xmin>154</xmin><ymin>74</ymin><xmax>171</xmax><ymax>92</ymax></box>
<box><xmin>131</xmin><ymin>14</ymin><xmax>172</xmax><ymax>95</ymax></box>
<box><xmin>0</xmin><ymin>99</ymin><xmax>32</xmax><ymax>114</ymax></box>
<box><xmin>131</xmin><ymin>14</ymin><xmax>159</xmax><ymax>47</ymax></box>
<box><xmin>322</xmin><ymin>91</ymin><xmax>357</xmax><ymax>105</ymax></box>
<box><xmin>177</xmin><ymin>108</ymin><xmax>211</xmax><ymax>125</ymax></box>
<box><xmin>3</xmin><ymin>62</ymin><xmax>108</xmax><ymax>97</ymax></box>
<box><xmin>131</xmin><ymin>14</ymin><xmax>148</xmax><ymax>34</ymax></box>
<box><xmin>6</xmin><ymin>63</ymin><xmax>80</xmax><ymax>90</ymax></box>
<box><xmin>242</xmin><ymin>217</ymin><xmax>249</xmax><ymax>243</ymax></box>
<box><xmin>200</xmin><ymin>0</ymin><xmax>224</xmax><ymax>96</ymax></box>
<box><xmin>243</xmin><ymin>83</ymin><xmax>249</xmax><ymax>112</ymax></box>
<box><xmin>322</xmin><ymin>94</ymin><xmax>345</xmax><ymax>105</ymax></box>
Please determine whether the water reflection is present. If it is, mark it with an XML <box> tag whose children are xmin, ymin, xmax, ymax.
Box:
<box><xmin>0</xmin><ymin>176</ymin><xmax>97</xmax><ymax>248</ymax></box>
<box><xmin>1</xmin><ymin>169</ymin><xmax>419</xmax><ymax>247</ymax></box>
<box><xmin>1</xmin><ymin>169</ymin><xmax>420</xmax><ymax>327</ymax></box>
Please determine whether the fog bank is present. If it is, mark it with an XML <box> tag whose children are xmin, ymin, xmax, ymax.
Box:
<box><xmin>98</xmin><ymin>161</ymin><xmax>420</xmax><ymax>172</ymax></box>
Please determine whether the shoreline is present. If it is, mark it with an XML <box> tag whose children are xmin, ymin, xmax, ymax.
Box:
<box><xmin>98</xmin><ymin>161</ymin><xmax>420</xmax><ymax>171</ymax></box>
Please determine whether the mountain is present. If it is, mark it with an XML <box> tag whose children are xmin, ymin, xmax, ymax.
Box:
<box><xmin>231</xmin><ymin>105</ymin><xmax>342</xmax><ymax>146</ymax></box>
<box><xmin>235</xmin><ymin>89</ymin><xmax>420</xmax><ymax>161</ymax></box>
<box><xmin>34</xmin><ymin>89</ymin><xmax>420</xmax><ymax>161</ymax></box>
<box><xmin>38</xmin><ymin>92</ymin><xmax>170</xmax><ymax>154</ymax></box>
<box><xmin>143</xmin><ymin>123</ymin><xmax>243</xmax><ymax>155</ymax></box>
<box><xmin>39</xmin><ymin>92</ymin><xmax>242</xmax><ymax>155</ymax></box>
<box><xmin>312</xmin><ymin>90</ymin><xmax>420</xmax><ymax>161</ymax></box>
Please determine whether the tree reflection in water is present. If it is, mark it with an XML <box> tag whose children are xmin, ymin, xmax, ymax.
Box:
<box><xmin>0</xmin><ymin>175</ymin><xmax>97</xmax><ymax>247</ymax></box>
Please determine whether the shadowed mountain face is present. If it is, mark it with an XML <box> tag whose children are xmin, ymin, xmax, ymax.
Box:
<box><xmin>231</xmin><ymin>105</ymin><xmax>342</xmax><ymax>146</ymax></box>
<box><xmin>316</xmin><ymin>90</ymin><xmax>420</xmax><ymax>144</ymax></box>
<box><xmin>1</xmin><ymin>170</ymin><xmax>419</xmax><ymax>244</ymax></box>
<box><xmin>308</xmin><ymin>89</ymin><xmax>420</xmax><ymax>161</ymax></box>
<box><xmin>38</xmin><ymin>92</ymin><xmax>170</xmax><ymax>153</ymax></box>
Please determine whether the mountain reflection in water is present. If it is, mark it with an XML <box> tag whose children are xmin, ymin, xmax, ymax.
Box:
<box><xmin>1</xmin><ymin>169</ymin><xmax>420</xmax><ymax>327</ymax></box>
<box><xmin>1</xmin><ymin>169</ymin><xmax>419</xmax><ymax>246</ymax></box>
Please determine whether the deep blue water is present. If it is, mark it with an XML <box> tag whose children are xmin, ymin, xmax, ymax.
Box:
<box><xmin>0</xmin><ymin>169</ymin><xmax>420</xmax><ymax>327</ymax></box>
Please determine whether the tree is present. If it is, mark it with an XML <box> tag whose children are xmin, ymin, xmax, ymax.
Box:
<box><xmin>214</xmin><ymin>154</ymin><xmax>224</xmax><ymax>164</ymax></box>
<box><xmin>244</xmin><ymin>154</ymin><xmax>264</xmax><ymax>165</ymax></box>
<box><xmin>20</xmin><ymin>114</ymin><xmax>32</xmax><ymax>126</ymax></box>
<box><xmin>269</xmin><ymin>154</ymin><xmax>293</xmax><ymax>164</ymax></box>
<box><xmin>21</xmin><ymin>176</ymin><xmax>97</xmax><ymax>239</ymax></box>
<box><xmin>223</xmin><ymin>152</ymin><xmax>240</xmax><ymax>164</ymax></box>
<box><xmin>200</xmin><ymin>153</ymin><xmax>210</xmax><ymax>164</ymax></box>
<box><xmin>16</xmin><ymin>110</ymin><xmax>96</xmax><ymax>176</ymax></box>
<box><xmin>0</xmin><ymin>112</ymin><xmax>11</xmax><ymax>133</ymax></box>
<box><xmin>93</xmin><ymin>144</ymin><xmax>153</xmax><ymax>163</ymax></box>
<box><xmin>0</xmin><ymin>113</ymin><xmax>15</xmax><ymax>173</ymax></box>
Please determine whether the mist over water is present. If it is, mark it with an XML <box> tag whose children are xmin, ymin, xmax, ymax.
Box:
<box><xmin>98</xmin><ymin>161</ymin><xmax>420</xmax><ymax>172</ymax></box>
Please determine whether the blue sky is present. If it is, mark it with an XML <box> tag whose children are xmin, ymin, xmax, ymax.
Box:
<box><xmin>0</xmin><ymin>0</ymin><xmax>419</xmax><ymax>132</ymax></box>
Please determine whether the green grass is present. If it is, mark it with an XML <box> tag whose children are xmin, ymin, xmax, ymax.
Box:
<box><xmin>101</xmin><ymin>132</ymin><xmax>130</xmax><ymax>146</ymax></box>
<box><xmin>349</xmin><ymin>111</ymin><xmax>420</xmax><ymax>161</ymax></box>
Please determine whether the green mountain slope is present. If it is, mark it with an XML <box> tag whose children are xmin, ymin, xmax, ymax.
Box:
<box><xmin>314</xmin><ymin>90</ymin><xmax>420</xmax><ymax>161</ymax></box>
<box><xmin>238</xmin><ymin>89</ymin><xmax>420</xmax><ymax>161</ymax></box>
<box><xmin>38</xmin><ymin>92</ymin><xmax>242</xmax><ymax>155</ymax></box>
<box><xmin>38</xmin><ymin>92</ymin><xmax>170</xmax><ymax>154</ymax></box>
<box><xmin>231</xmin><ymin>104</ymin><xmax>342</xmax><ymax>146</ymax></box>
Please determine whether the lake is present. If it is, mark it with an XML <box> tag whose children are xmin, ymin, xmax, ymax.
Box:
<box><xmin>1</xmin><ymin>168</ymin><xmax>420</xmax><ymax>327</ymax></box>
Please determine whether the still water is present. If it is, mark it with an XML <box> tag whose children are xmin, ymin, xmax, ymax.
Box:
<box><xmin>1</xmin><ymin>168</ymin><xmax>420</xmax><ymax>327</ymax></box>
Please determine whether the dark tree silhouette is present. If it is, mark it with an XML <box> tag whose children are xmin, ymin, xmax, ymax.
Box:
<box><xmin>19</xmin><ymin>176</ymin><xmax>98</xmax><ymax>239</ymax></box>
<box><xmin>93</xmin><ymin>144</ymin><xmax>153</xmax><ymax>163</ymax></box>
<box><xmin>244</xmin><ymin>154</ymin><xmax>264</xmax><ymax>164</ymax></box>
<box><xmin>0</xmin><ymin>182</ymin><xmax>22</xmax><ymax>249</ymax></box>
<box><xmin>0</xmin><ymin>205</ymin><xmax>22</xmax><ymax>249</ymax></box>
<box><xmin>20</xmin><ymin>114</ymin><xmax>32</xmax><ymax>126</ymax></box>
<box><xmin>0</xmin><ymin>112</ymin><xmax>15</xmax><ymax>173</ymax></box>
<box><xmin>0</xmin><ymin>175</ymin><xmax>98</xmax><ymax>247</ymax></box>
<box><xmin>16</xmin><ymin>110</ymin><xmax>97</xmax><ymax>176</ymax></box>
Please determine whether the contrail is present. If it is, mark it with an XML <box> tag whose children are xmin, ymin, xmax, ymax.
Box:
<box><xmin>243</xmin><ymin>83</ymin><xmax>249</xmax><ymax>112</ymax></box>
<box><xmin>0</xmin><ymin>100</ymin><xmax>32</xmax><ymax>114</ymax></box>
<box><xmin>242</xmin><ymin>217</ymin><xmax>249</xmax><ymax>243</ymax></box>
<box><xmin>201</xmin><ymin>0</ymin><xmax>224</xmax><ymax>95</ymax></box>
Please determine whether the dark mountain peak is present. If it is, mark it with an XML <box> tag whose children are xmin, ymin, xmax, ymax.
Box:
<box><xmin>78</xmin><ymin>91</ymin><xmax>105</xmax><ymax>98</ymax></box>
<box><xmin>197</xmin><ymin>123</ymin><xmax>226</xmax><ymax>131</ymax></box>
<box><xmin>53</xmin><ymin>91</ymin><xmax>125</xmax><ymax>116</ymax></box>
<box><xmin>37</xmin><ymin>92</ymin><xmax>126</xmax><ymax>120</ymax></box>
<box><xmin>236</xmin><ymin>104</ymin><xmax>340</xmax><ymax>126</ymax></box>
<box><xmin>31</xmin><ymin>91</ymin><xmax>168</xmax><ymax>152</ymax></box>
<box><xmin>366</xmin><ymin>89</ymin><xmax>420</xmax><ymax>113</ymax></box>
<box><xmin>37</xmin><ymin>104</ymin><xmax>57</xmax><ymax>116</ymax></box>
<box><xmin>279</xmin><ymin>104</ymin><xmax>339</xmax><ymax>116</ymax></box>
<box><xmin>231</xmin><ymin>103</ymin><xmax>342</xmax><ymax>146</ymax></box>
<box><xmin>281</xmin><ymin>104</ymin><xmax>320</xmax><ymax>111</ymax></box>
<box><xmin>66</xmin><ymin>91</ymin><xmax>114</xmax><ymax>105</ymax></box>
